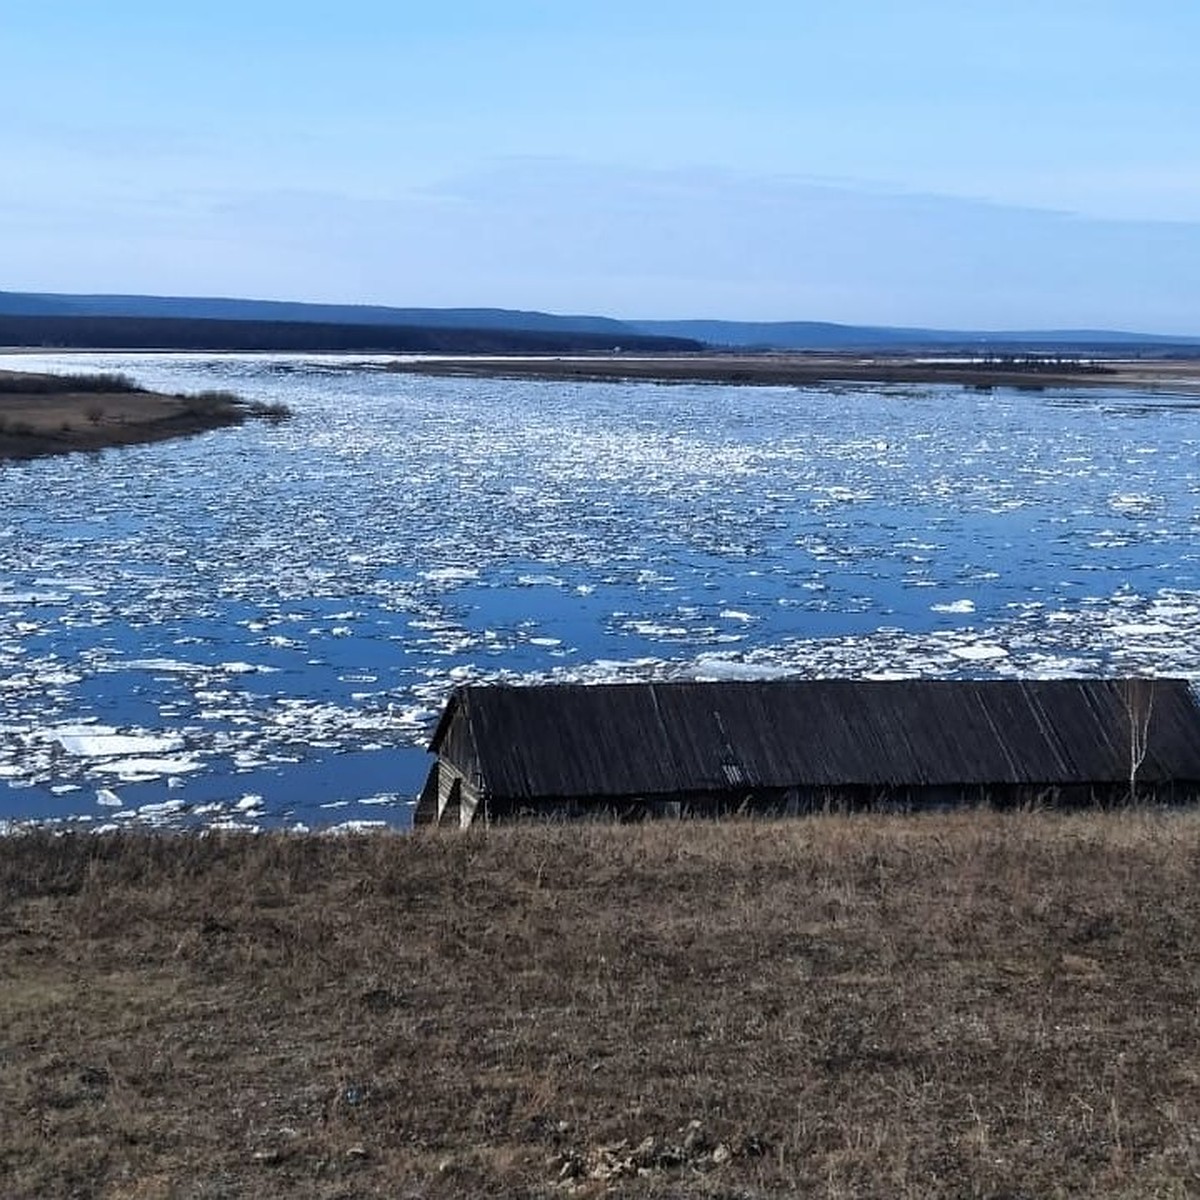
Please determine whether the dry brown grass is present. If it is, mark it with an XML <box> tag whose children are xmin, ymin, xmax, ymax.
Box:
<box><xmin>3</xmin><ymin>812</ymin><xmax>1200</xmax><ymax>1198</ymax></box>
<box><xmin>0</xmin><ymin>371</ymin><xmax>287</xmax><ymax>461</ymax></box>
<box><xmin>383</xmin><ymin>352</ymin><xmax>1200</xmax><ymax>394</ymax></box>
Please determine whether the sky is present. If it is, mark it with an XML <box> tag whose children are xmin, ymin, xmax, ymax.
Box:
<box><xmin>4</xmin><ymin>1</ymin><xmax>1199</xmax><ymax>332</ymax></box>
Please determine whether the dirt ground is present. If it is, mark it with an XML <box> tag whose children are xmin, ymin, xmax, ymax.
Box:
<box><xmin>3</xmin><ymin>812</ymin><xmax>1200</xmax><ymax>1198</ymax></box>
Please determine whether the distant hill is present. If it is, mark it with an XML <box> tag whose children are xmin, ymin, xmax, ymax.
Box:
<box><xmin>0</xmin><ymin>292</ymin><xmax>76</xmax><ymax>317</ymax></box>
<box><xmin>0</xmin><ymin>314</ymin><xmax>699</xmax><ymax>355</ymax></box>
<box><xmin>628</xmin><ymin>318</ymin><xmax>1200</xmax><ymax>353</ymax></box>
<box><xmin>0</xmin><ymin>291</ymin><xmax>633</xmax><ymax>336</ymax></box>
<box><xmin>1</xmin><ymin>291</ymin><xmax>1197</xmax><ymax>353</ymax></box>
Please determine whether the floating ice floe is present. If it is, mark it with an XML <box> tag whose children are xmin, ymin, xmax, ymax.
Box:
<box><xmin>327</xmin><ymin>819</ymin><xmax>389</xmax><ymax>834</ymax></box>
<box><xmin>422</xmin><ymin>566</ymin><xmax>480</xmax><ymax>584</ymax></box>
<box><xmin>517</xmin><ymin>574</ymin><xmax>565</xmax><ymax>587</ymax></box>
<box><xmin>120</xmin><ymin>658</ymin><xmax>208</xmax><ymax>674</ymax></box>
<box><xmin>357</xmin><ymin>793</ymin><xmax>403</xmax><ymax>807</ymax></box>
<box><xmin>51</xmin><ymin>726</ymin><xmax>185</xmax><ymax>758</ymax></box>
<box><xmin>97</xmin><ymin>756</ymin><xmax>203</xmax><ymax>782</ymax></box>
<box><xmin>0</xmin><ymin>591</ymin><xmax>71</xmax><ymax>604</ymax></box>
<box><xmin>938</xmin><ymin>643</ymin><xmax>1007</xmax><ymax>661</ymax></box>
<box><xmin>932</xmin><ymin>599</ymin><xmax>977</xmax><ymax>614</ymax></box>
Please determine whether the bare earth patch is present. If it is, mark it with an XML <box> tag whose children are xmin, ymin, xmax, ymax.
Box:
<box><xmin>2</xmin><ymin>812</ymin><xmax>1200</xmax><ymax>1197</ymax></box>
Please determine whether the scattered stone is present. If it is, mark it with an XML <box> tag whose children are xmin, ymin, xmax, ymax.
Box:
<box><xmin>681</xmin><ymin>1118</ymin><xmax>710</xmax><ymax>1154</ymax></box>
<box><xmin>632</xmin><ymin>1135</ymin><xmax>660</xmax><ymax>1167</ymax></box>
<box><xmin>551</xmin><ymin>1123</ymin><xmax>757</xmax><ymax>1189</ymax></box>
<box><xmin>547</xmin><ymin>1150</ymin><xmax>582</xmax><ymax>1177</ymax></box>
<box><xmin>78</xmin><ymin>1065</ymin><xmax>111</xmax><ymax>1094</ymax></box>
<box><xmin>360</xmin><ymin>986</ymin><xmax>406</xmax><ymax>1013</ymax></box>
<box><xmin>733</xmin><ymin>1132</ymin><xmax>769</xmax><ymax>1158</ymax></box>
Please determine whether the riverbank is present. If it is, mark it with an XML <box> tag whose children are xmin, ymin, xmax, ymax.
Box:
<box><xmin>384</xmin><ymin>351</ymin><xmax>1200</xmax><ymax>392</ymax></box>
<box><xmin>4</xmin><ymin>812</ymin><xmax>1199</xmax><ymax>1197</ymax></box>
<box><xmin>0</xmin><ymin>369</ymin><xmax>289</xmax><ymax>461</ymax></box>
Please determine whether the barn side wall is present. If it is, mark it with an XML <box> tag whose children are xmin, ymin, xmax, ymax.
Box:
<box><xmin>468</xmin><ymin>779</ymin><xmax>1200</xmax><ymax>825</ymax></box>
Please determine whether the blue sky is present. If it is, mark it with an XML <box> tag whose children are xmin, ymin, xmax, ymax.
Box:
<box><xmin>4</xmin><ymin>1</ymin><xmax>1198</xmax><ymax>331</ymax></box>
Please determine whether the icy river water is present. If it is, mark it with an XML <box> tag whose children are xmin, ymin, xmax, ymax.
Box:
<box><xmin>2</xmin><ymin>352</ymin><xmax>1198</xmax><ymax>831</ymax></box>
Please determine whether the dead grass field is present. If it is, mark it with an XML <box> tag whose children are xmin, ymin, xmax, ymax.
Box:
<box><xmin>384</xmin><ymin>353</ymin><xmax>1200</xmax><ymax>394</ymax></box>
<box><xmin>0</xmin><ymin>371</ymin><xmax>287</xmax><ymax>461</ymax></box>
<box><xmin>3</xmin><ymin>812</ymin><xmax>1200</xmax><ymax>1198</ymax></box>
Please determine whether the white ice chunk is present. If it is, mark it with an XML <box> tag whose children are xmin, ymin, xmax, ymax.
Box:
<box><xmin>948</xmin><ymin>643</ymin><xmax>1008</xmax><ymax>661</ymax></box>
<box><xmin>53</xmin><ymin>727</ymin><xmax>185</xmax><ymax>758</ymax></box>
<box><xmin>327</xmin><ymin>820</ymin><xmax>388</xmax><ymax>834</ymax></box>
<box><xmin>97</xmin><ymin>756</ymin><xmax>203</xmax><ymax>781</ymax></box>
<box><xmin>0</xmin><ymin>591</ymin><xmax>71</xmax><ymax>604</ymax></box>
<box><xmin>931</xmin><ymin>599</ymin><xmax>976</xmax><ymax>614</ymax></box>
<box><xmin>422</xmin><ymin>566</ymin><xmax>479</xmax><ymax>583</ymax></box>
<box><xmin>121</xmin><ymin>658</ymin><xmax>206</xmax><ymax>674</ymax></box>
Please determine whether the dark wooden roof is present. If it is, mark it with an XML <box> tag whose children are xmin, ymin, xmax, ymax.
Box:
<box><xmin>430</xmin><ymin>678</ymin><xmax>1200</xmax><ymax>801</ymax></box>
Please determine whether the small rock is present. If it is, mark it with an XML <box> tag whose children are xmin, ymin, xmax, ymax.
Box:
<box><xmin>712</xmin><ymin>1143</ymin><xmax>733</xmax><ymax>1166</ymax></box>
<box><xmin>553</xmin><ymin>1153</ymin><xmax>584</xmax><ymax>1180</ymax></box>
<box><xmin>632</xmin><ymin>1135</ymin><xmax>660</xmax><ymax>1166</ymax></box>
<box><xmin>735</xmin><ymin>1132</ymin><xmax>769</xmax><ymax>1158</ymax></box>
<box><xmin>346</xmin><ymin>1145</ymin><xmax>368</xmax><ymax>1159</ymax></box>
<box><xmin>682</xmin><ymin>1119</ymin><xmax>710</xmax><ymax>1154</ymax></box>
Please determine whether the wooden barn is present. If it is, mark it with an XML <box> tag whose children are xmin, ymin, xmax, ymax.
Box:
<box><xmin>414</xmin><ymin>677</ymin><xmax>1200</xmax><ymax>827</ymax></box>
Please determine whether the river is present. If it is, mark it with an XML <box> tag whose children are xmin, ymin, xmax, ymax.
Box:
<box><xmin>2</xmin><ymin>352</ymin><xmax>1198</xmax><ymax>830</ymax></box>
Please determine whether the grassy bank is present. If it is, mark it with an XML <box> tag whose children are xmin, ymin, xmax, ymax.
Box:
<box><xmin>4</xmin><ymin>812</ymin><xmax>1200</xmax><ymax>1197</ymax></box>
<box><xmin>0</xmin><ymin>370</ymin><xmax>289</xmax><ymax>461</ymax></box>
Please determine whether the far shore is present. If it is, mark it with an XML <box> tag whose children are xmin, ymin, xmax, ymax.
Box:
<box><xmin>382</xmin><ymin>351</ymin><xmax>1200</xmax><ymax>392</ymax></box>
<box><xmin>0</xmin><ymin>369</ymin><xmax>288</xmax><ymax>462</ymax></box>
